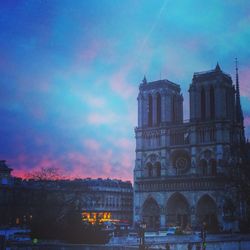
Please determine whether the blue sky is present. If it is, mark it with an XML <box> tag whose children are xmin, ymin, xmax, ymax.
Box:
<box><xmin>0</xmin><ymin>0</ymin><xmax>250</xmax><ymax>180</ymax></box>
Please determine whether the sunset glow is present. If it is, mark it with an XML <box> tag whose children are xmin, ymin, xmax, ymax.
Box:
<box><xmin>0</xmin><ymin>0</ymin><xmax>249</xmax><ymax>181</ymax></box>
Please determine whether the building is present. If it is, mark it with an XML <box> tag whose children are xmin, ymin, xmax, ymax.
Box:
<box><xmin>81</xmin><ymin>178</ymin><xmax>133</xmax><ymax>225</ymax></box>
<box><xmin>0</xmin><ymin>160</ymin><xmax>13</xmax><ymax>186</ymax></box>
<box><xmin>134</xmin><ymin>63</ymin><xmax>248</xmax><ymax>232</ymax></box>
<box><xmin>0</xmin><ymin>164</ymin><xmax>133</xmax><ymax>227</ymax></box>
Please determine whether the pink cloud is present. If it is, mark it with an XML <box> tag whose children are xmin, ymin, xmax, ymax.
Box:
<box><xmin>87</xmin><ymin>112</ymin><xmax>119</xmax><ymax>125</ymax></box>
<box><xmin>110</xmin><ymin>76</ymin><xmax>136</xmax><ymax>99</ymax></box>
<box><xmin>245</xmin><ymin>116</ymin><xmax>250</xmax><ymax>126</ymax></box>
<box><xmin>83</xmin><ymin>138</ymin><xmax>101</xmax><ymax>151</ymax></box>
<box><xmin>65</xmin><ymin>150</ymin><xmax>114</xmax><ymax>179</ymax></box>
<box><xmin>77</xmin><ymin>40</ymin><xmax>103</xmax><ymax>63</ymax></box>
<box><xmin>110</xmin><ymin>138</ymin><xmax>134</xmax><ymax>150</ymax></box>
<box><xmin>81</xmin><ymin>94</ymin><xmax>106</xmax><ymax>108</ymax></box>
<box><xmin>120</xmin><ymin>153</ymin><xmax>133</xmax><ymax>169</ymax></box>
<box><xmin>12</xmin><ymin>155</ymin><xmax>64</xmax><ymax>179</ymax></box>
<box><xmin>10</xmin><ymin>143</ymin><xmax>133</xmax><ymax>181</ymax></box>
<box><xmin>239</xmin><ymin>68</ymin><xmax>250</xmax><ymax>98</ymax></box>
<box><xmin>109</xmin><ymin>64</ymin><xmax>137</xmax><ymax>99</ymax></box>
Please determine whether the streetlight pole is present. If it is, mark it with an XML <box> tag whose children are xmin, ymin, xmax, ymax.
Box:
<box><xmin>139</xmin><ymin>222</ymin><xmax>146</xmax><ymax>250</ymax></box>
<box><xmin>201</xmin><ymin>222</ymin><xmax>207</xmax><ymax>250</ymax></box>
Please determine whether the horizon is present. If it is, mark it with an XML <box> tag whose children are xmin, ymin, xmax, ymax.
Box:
<box><xmin>0</xmin><ymin>0</ymin><xmax>250</xmax><ymax>181</ymax></box>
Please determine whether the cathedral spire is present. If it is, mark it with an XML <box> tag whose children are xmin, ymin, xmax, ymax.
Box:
<box><xmin>215</xmin><ymin>62</ymin><xmax>221</xmax><ymax>71</ymax></box>
<box><xmin>142</xmin><ymin>75</ymin><xmax>147</xmax><ymax>84</ymax></box>
<box><xmin>235</xmin><ymin>58</ymin><xmax>244</xmax><ymax>124</ymax></box>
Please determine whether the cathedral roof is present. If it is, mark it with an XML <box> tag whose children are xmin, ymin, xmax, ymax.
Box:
<box><xmin>193</xmin><ymin>63</ymin><xmax>232</xmax><ymax>82</ymax></box>
<box><xmin>140</xmin><ymin>79</ymin><xmax>180</xmax><ymax>92</ymax></box>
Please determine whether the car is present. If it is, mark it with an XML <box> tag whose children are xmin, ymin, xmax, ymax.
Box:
<box><xmin>128</xmin><ymin>232</ymin><xmax>138</xmax><ymax>238</ymax></box>
<box><xmin>166</xmin><ymin>227</ymin><xmax>177</xmax><ymax>235</ymax></box>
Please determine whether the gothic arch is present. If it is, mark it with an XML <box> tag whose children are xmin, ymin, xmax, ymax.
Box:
<box><xmin>201</xmin><ymin>87</ymin><xmax>206</xmax><ymax>120</ymax></box>
<box><xmin>146</xmin><ymin>162</ymin><xmax>153</xmax><ymax>177</ymax></box>
<box><xmin>199</xmin><ymin>159</ymin><xmax>208</xmax><ymax>176</ymax></box>
<box><xmin>156</xmin><ymin>92</ymin><xmax>161</xmax><ymax>125</ymax></box>
<box><xmin>166</xmin><ymin>193</ymin><xmax>190</xmax><ymax>228</ymax></box>
<box><xmin>148</xmin><ymin>94</ymin><xmax>153</xmax><ymax>127</ymax></box>
<box><xmin>210</xmin><ymin>85</ymin><xmax>215</xmax><ymax>119</ymax></box>
<box><xmin>172</xmin><ymin>95</ymin><xmax>176</xmax><ymax>122</ymax></box>
<box><xmin>144</xmin><ymin>153</ymin><xmax>160</xmax><ymax>164</ymax></box>
<box><xmin>155</xmin><ymin>162</ymin><xmax>161</xmax><ymax>177</ymax></box>
<box><xmin>196</xmin><ymin>194</ymin><xmax>218</xmax><ymax>232</ymax></box>
<box><xmin>209</xmin><ymin>159</ymin><xmax>217</xmax><ymax>176</ymax></box>
<box><xmin>142</xmin><ymin>197</ymin><xmax>160</xmax><ymax>230</ymax></box>
<box><xmin>143</xmin><ymin>154</ymin><xmax>161</xmax><ymax>177</ymax></box>
<box><xmin>202</xmin><ymin>149</ymin><xmax>213</xmax><ymax>160</ymax></box>
<box><xmin>198</xmin><ymin>149</ymin><xmax>216</xmax><ymax>176</ymax></box>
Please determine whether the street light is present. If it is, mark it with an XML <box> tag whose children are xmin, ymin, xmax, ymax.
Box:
<box><xmin>139</xmin><ymin>221</ymin><xmax>146</xmax><ymax>250</ymax></box>
<box><xmin>201</xmin><ymin>222</ymin><xmax>207</xmax><ymax>250</ymax></box>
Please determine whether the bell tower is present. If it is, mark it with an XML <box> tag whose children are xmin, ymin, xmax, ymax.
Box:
<box><xmin>189</xmin><ymin>63</ymin><xmax>235</xmax><ymax>123</ymax></box>
<box><xmin>134</xmin><ymin>63</ymin><xmax>247</xmax><ymax>232</ymax></box>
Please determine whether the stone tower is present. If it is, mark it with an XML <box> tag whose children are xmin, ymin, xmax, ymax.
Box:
<box><xmin>134</xmin><ymin>64</ymin><xmax>246</xmax><ymax>232</ymax></box>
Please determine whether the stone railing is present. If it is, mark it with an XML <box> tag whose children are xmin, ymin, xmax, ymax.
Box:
<box><xmin>135</xmin><ymin>176</ymin><xmax>227</xmax><ymax>192</ymax></box>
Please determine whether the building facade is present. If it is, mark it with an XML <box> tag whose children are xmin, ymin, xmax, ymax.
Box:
<box><xmin>134</xmin><ymin>63</ymin><xmax>247</xmax><ymax>232</ymax></box>
<box><xmin>0</xmin><ymin>164</ymin><xmax>133</xmax><ymax>227</ymax></box>
<box><xmin>80</xmin><ymin>178</ymin><xmax>133</xmax><ymax>225</ymax></box>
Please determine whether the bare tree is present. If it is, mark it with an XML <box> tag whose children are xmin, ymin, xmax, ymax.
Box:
<box><xmin>26</xmin><ymin>167</ymin><xmax>65</xmax><ymax>181</ymax></box>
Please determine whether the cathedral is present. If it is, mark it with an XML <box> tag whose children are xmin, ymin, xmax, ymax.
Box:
<box><xmin>133</xmin><ymin>62</ymin><xmax>247</xmax><ymax>232</ymax></box>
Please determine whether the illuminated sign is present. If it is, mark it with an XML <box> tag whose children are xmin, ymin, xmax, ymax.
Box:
<box><xmin>82</xmin><ymin>211</ymin><xmax>119</xmax><ymax>224</ymax></box>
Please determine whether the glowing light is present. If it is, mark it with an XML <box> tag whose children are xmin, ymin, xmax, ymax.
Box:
<box><xmin>82</xmin><ymin>211</ymin><xmax>119</xmax><ymax>224</ymax></box>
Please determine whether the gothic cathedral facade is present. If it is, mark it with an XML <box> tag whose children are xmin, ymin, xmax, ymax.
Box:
<box><xmin>134</xmin><ymin>63</ymin><xmax>246</xmax><ymax>232</ymax></box>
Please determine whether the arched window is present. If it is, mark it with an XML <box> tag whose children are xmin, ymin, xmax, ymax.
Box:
<box><xmin>142</xmin><ymin>198</ymin><xmax>160</xmax><ymax>230</ymax></box>
<box><xmin>155</xmin><ymin>162</ymin><xmax>161</xmax><ymax>177</ymax></box>
<box><xmin>147</xmin><ymin>163</ymin><xmax>153</xmax><ymax>177</ymax></box>
<box><xmin>210</xmin><ymin>86</ymin><xmax>215</xmax><ymax>119</ymax></box>
<box><xmin>156</xmin><ymin>93</ymin><xmax>161</xmax><ymax>125</ymax></box>
<box><xmin>148</xmin><ymin>94</ymin><xmax>153</xmax><ymax>127</ymax></box>
<box><xmin>199</xmin><ymin>159</ymin><xmax>207</xmax><ymax>176</ymax></box>
<box><xmin>210</xmin><ymin>159</ymin><xmax>217</xmax><ymax>176</ymax></box>
<box><xmin>172</xmin><ymin>95</ymin><xmax>176</xmax><ymax>122</ymax></box>
<box><xmin>201</xmin><ymin>87</ymin><xmax>206</xmax><ymax>120</ymax></box>
<box><xmin>225</xmin><ymin>89</ymin><xmax>231</xmax><ymax>119</ymax></box>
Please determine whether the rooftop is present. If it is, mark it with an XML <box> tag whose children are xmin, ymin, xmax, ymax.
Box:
<box><xmin>139</xmin><ymin>78</ymin><xmax>180</xmax><ymax>92</ymax></box>
<box><xmin>0</xmin><ymin>160</ymin><xmax>13</xmax><ymax>173</ymax></box>
<box><xmin>193</xmin><ymin>63</ymin><xmax>232</xmax><ymax>82</ymax></box>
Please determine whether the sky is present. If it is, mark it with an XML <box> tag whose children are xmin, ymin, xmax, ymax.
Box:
<box><xmin>0</xmin><ymin>0</ymin><xmax>250</xmax><ymax>181</ymax></box>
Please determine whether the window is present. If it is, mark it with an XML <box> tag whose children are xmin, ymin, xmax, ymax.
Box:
<box><xmin>155</xmin><ymin>162</ymin><xmax>161</xmax><ymax>177</ymax></box>
<box><xmin>210</xmin><ymin>159</ymin><xmax>217</xmax><ymax>176</ymax></box>
<box><xmin>210</xmin><ymin>86</ymin><xmax>215</xmax><ymax>119</ymax></box>
<box><xmin>201</xmin><ymin>87</ymin><xmax>206</xmax><ymax>120</ymax></box>
<box><xmin>148</xmin><ymin>94</ymin><xmax>153</xmax><ymax>126</ymax></box>
<box><xmin>156</xmin><ymin>93</ymin><xmax>161</xmax><ymax>125</ymax></box>
<box><xmin>199</xmin><ymin>159</ymin><xmax>207</xmax><ymax>176</ymax></box>
<box><xmin>147</xmin><ymin>163</ymin><xmax>153</xmax><ymax>177</ymax></box>
<box><xmin>172</xmin><ymin>95</ymin><xmax>176</xmax><ymax>122</ymax></box>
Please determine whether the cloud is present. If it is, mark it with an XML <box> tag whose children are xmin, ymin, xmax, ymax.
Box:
<box><xmin>109</xmin><ymin>64</ymin><xmax>137</xmax><ymax>99</ymax></box>
<box><xmin>245</xmin><ymin>116</ymin><xmax>250</xmax><ymax>126</ymax></box>
<box><xmin>112</xmin><ymin>138</ymin><xmax>134</xmax><ymax>149</ymax></box>
<box><xmin>239</xmin><ymin>67</ymin><xmax>250</xmax><ymax>99</ymax></box>
<box><xmin>87</xmin><ymin>112</ymin><xmax>119</xmax><ymax>125</ymax></box>
<box><xmin>83</xmin><ymin>138</ymin><xmax>101</xmax><ymax>151</ymax></box>
<box><xmin>82</xmin><ymin>94</ymin><xmax>106</xmax><ymax>108</ymax></box>
<box><xmin>65</xmin><ymin>150</ymin><xmax>116</xmax><ymax>179</ymax></box>
<box><xmin>77</xmin><ymin>41</ymin><xmax>102</xmax><ymax>63</ymax></box>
